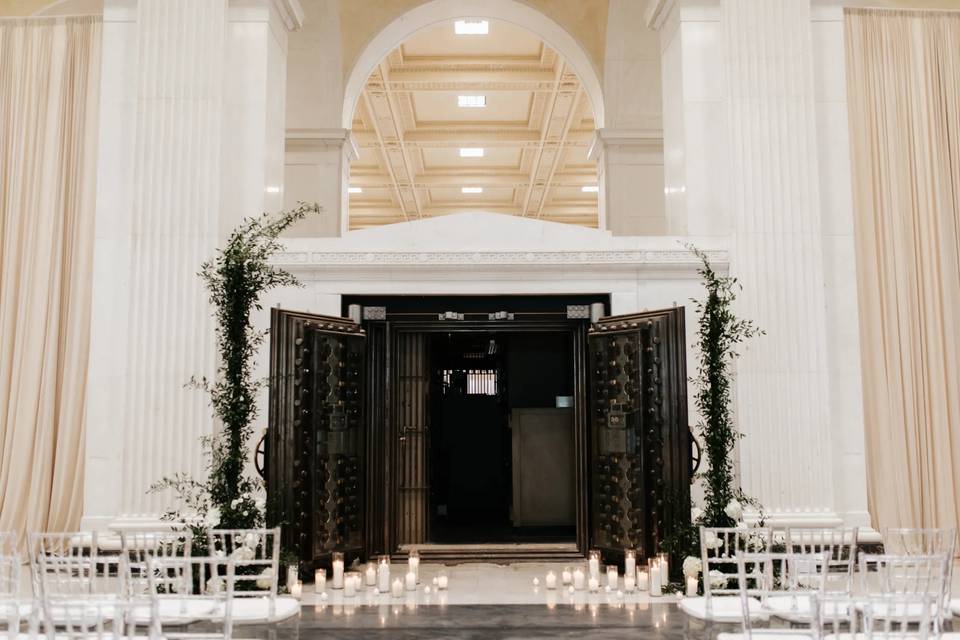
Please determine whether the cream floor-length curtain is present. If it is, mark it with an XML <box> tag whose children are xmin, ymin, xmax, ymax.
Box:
<box><xmin>0</xmin><ymin>16</ymin><xmax>101</xmax><ymax>542</ymax></box>
<box><xmin>844</xmin><ymin>8</ymin><xmax>960</xmax><ymax>532</ymax></box>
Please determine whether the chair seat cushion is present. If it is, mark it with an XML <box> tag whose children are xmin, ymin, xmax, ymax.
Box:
<box><xmin>824</xmin><ymin>634</ymin><xmax>960</xmax><ymax>640</ymax></box>
<box><xmin>129</xmin><ymin>598</ymin><xmax>222</xmax><ymax>625</ymax></box>
<box><xmin>129</xmin><ymin>596</ymin><xmax>298</xmax><ymax>625</ymax></box>
<box><xmin>680</xmin><ymin>596</ymin><xmax>769</xmax><ymax>622</ymax></box>
<box><xmin>853</xmin><ymin>600</ymin><xmax>940</xmax><ymax>619</ymax></box>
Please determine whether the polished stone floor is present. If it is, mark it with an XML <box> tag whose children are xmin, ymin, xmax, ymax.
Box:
<box><xmin>284</xmin><ymin>562</ymin><xmax>705</xmax><ymax>639</ymax></box>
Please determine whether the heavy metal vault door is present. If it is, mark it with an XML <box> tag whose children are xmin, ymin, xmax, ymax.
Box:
<box><xmin>267</xmin><ymin>309</ymin><xmax>366</xmax><ymax>570</ymax></box>
<box><xmin>588</xmin><ymin>308</ymin><xmax>689</xmax><ymax>561</ymax></box>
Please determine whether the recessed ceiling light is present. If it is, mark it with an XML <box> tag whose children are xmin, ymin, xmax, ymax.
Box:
<box><xmin>581</xmin><ymin>185</ymin><xmax>599</xmax><ymax>193</ymax></box>
<box><xmin>458</xmin><ymin>95</ymin><xmax>486</xmax><ymax>108</ymax></box>
<box><xmin>348</xmin><ymin>187</ymin><xmax>363</xmax><ymax>194</ymax></box>
<box><xmin>461</xmin><ymin>187</ymin><xmax>483</xmax><ymax>194</ymax></box>
<box><xmin>454</xmin><ymin>19</ymin><xmax>489</xmax><ymax>35</ymax></box>
<box><xmin>265</xmin><ymin>186</ymin><xmax>281</xmax><ymax>194</ymax></box>
<box><xmin>459</xmin><ymin>148</ymin><xmax>485</xmax><ymax>158</ymax></box>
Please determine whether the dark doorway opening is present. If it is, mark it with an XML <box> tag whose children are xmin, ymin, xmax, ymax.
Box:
<box><xmin>428</xmin><ymin>331</ymin><xmax>576</xmax><ymax>544</ymax></box>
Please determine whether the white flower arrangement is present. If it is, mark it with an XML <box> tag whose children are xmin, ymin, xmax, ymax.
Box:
<box><xmin>256</xmin><ymin>567</ymin><xmax>274</xmax><ymax>590</ymax></box>
<box><xmin>724</xmin><ymin>499</ymin><xmax>743</xmax><ymax>521</ymax></box>
<box><xmin>682</xmin><ymin>556</ymin><xmax>702</xmax><ymax>578</ymax></box>
<box><xmin>704</xmin><ymin>531</ymin><xmax>723</xmax><ymax>549</ymax></box>
<box><xmin>708</xmin><ymin>569</ymin><xmax>728</xmax><ymax>589</ymax></box>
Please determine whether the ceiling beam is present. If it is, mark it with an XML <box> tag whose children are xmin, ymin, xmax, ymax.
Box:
<box><xmin>353</xmin><ymin>129</ymin><xmax>594</xmax><ymax>148</ymax></box>
<box><xmin>350</xmin><ymin>170</ymin><xmax>597</xmax><ymax>188</ymax></box>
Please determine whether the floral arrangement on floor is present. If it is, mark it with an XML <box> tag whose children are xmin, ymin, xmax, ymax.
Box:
<box><xmin>149</xmin><ymin>203</ymin><xmax>319</xmax><ymax>555</ymax></box>
<box><xmin>663</xmin><ymin>245</ymin><xmax>765</xmax><ymax>594</ymax></box>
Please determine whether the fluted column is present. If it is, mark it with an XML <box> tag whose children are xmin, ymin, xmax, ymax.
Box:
<box><xmin>722</xmin><ymin>0</ymin><xmax>837</xmax><ymax>523</ymax></box>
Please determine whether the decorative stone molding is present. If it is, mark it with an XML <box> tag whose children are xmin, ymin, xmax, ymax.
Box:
<box><xmin>272</xmin><ymin>249</ymin><xmax>727</xmax><ymax>268</ymax></box>
<box><xmin>285</xmin><ymin>128</ymin><xmax>359</xmax><ymax>160</ymax></box>
<box><xmin>271</xmin><ymin>0</ymin><xmax>304</xmax><ymax>31</ymax></box>
<box><xmin>644</xmin><ymin>0</ymin><xmax>675</xmax><ymax>30</ymax></box>
<box><xmin>588</xmin><ymin>128</ymin><xmax>664</xmax><ymax>161</ymax></box>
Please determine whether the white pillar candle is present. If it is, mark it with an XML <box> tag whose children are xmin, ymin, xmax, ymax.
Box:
<box><xmin>588</xmin><ymin>551</ymin><xmax>601</xmax><ymax>580</ymax></box>
<box><xmin>344</xmin><ymin>576</ymin><xmax>357</xmax><ymax>597</ymax></box>
<box><xmin>365</xmin><ymin>564</ymin><xmax>377</xmax><ymax>587</ymax></box>
<box><xmin>625</xmin><ymin>550</ymin><xmax>636</xmax><ymax>579</ymax></box>
<box><xmin>650</xmin><ymin>563</ymin><xmax>662</xmax><ymax>597</ymax></box>
<box><xmin>290</xmin><ymin>580</ymin><xmax>302</xmax><ymax>599</ymax></box>
<box><xmin>545</xmin><ymin>571</ymin><xmax>557</xmax><ymax>590</ymax></box>
<box><xmin>408</xmin><ymin>554</ymin><xmax>420</xmax><ymax>584</ymax></box>
<box><xmin>332</xmin><ymin>559</ymin><xmax>344</xmax><ymax>589</ymax></box>
<box><xmin>390</xmin><ymin>578</ymin><xmax>403</xmax><ymax>598</ymax></box>
<box><xmin>637</xmin><ymin>569</ymin><xmax>649</xmax><ymax>592</ymax></box>
<box><xmin>314</xmin><ymin>569</ymin><xmax>326</xmax><ymax>594</ymax></box>
<box><xmin>658</xmin><ymin>554</ymin><xmax>669</xmax><ymax>582</ymax></box>
<box><xmin>377</xmin><ymin>558</ymin><xmax>391</xmax><ymax>592</ymax></box>
<box><xmin>686</xmin><ymin>576</ymin><xmax>698</xmax><ymax>597</ymax></box>
<box><xmin>624</xmin><ymin>575</ymin><xmax>636</xmax><ymax>593</ymax></box>
<box><xmin>437</xmin><ymin>574</ymin><xmax>448</xmax><ymax>590</ymax></box>
<box><xmin>405</xmin><ymin>571</ymin><xmax>416</xmax><ymax>591</ymax></box>
<box><xmin>607</xmin><ymin>566</ymin><xmax>618</xmax><ymax>590</ymax></box>
<box><xmin>573</xmin><ymin>568</ymin><xmax>586</xmax><ymax>591</ymax></box>
<box><xmin>561</xmin><ymin>568</ymin><xmax>573</xmax><ymax>585</ymax></box>
<box><xmin>588</xmin><ymin>577</ymin><xmax>599</xmax><ymax>592</ymax></box>
<box><xmin>286</xmin><ymin>565</ymin><xmax>298</xmax><ymax>589</ymax></box>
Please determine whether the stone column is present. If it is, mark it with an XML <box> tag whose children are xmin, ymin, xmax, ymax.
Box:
<box><xmin>282</xmin><ymin>129</ymin><xmax>357</xmax><ymax>237</ymax></box>
<box><xmin>589</xmin><ymin>129</ymin><xmax>666</xmax><ymax>235</ymax></box>
<box><xmin>83</xmin><ymin>0</ymin><xmax>299</xmax><ymax>530</ymax></box>
<box><xmin>722</xmin><ymin>0</ymin><xmax>837</xmax><ymax>524</ymax></box>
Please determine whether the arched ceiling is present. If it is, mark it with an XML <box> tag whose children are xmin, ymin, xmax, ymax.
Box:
<box><xmin>348</xmin><ymin>19</ymin><xmax>599</xmax><ymax>229</ymax></box>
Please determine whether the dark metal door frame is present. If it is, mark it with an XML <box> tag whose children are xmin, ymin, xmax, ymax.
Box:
<box><xmin>362</xmin><ymin>319</ymin><xmax>591</xmax><ymax>561</ymax></box>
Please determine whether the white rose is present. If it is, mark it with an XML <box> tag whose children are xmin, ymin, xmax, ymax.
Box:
<box><xmin>724</xmin><ymin>499</ymin><xmax>743</xmax><ymax>521</ymax></box>
<box><xmin>708</xmin><ymin>570</ymin><xmax>728</xmax><ymax>589</ymax></box>
<box><xmin>255</xmin><ymin>497</ymin><xmax>266</xmax><ymax>511</ymax></box>
<box><xmin>232</xmin><ymin>545</ymin><xmax>255</xmax><ymax>562</ymax></box>
<box><xmin>243</xmin><ymin>532</ymin><xmax>259</xmax><ymax>549</ymax></box>
<box><xmin>255</xmin><ymin>567</ymin><xmax>274</xmax><ymax>590</ymax></box>
<box><xmin>231</xmin><ymin>498</ymin><xmax>241</xmax><ymax>508</ymax></box>
<box><xmin>205</xmin><ymin>507</ymin><xmax>221</xmax><ymax>527</ymax></box>
<box><xmin>704</xmin><ymin>532</ymin><xmax>722</xmax><ymax>549</ymax></box>
<box><xmin>691</xmin><ymin>507</ymin><xmax>703</xmax><ymax>522</ymax></box>
<box><xmin>206</xmin><ymin>576</ymin><xmax>224</xmax><ymax>594</ymax></box>
<box><xmin>682</xmin><ymin>556</ymin><xmax>702</xmax><ymax>578</ymax></box>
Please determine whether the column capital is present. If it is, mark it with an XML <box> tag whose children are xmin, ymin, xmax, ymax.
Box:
<box><xmin>588</xmin><ymin>128</ymin><xmax>663</xmax><ymax>161</ymax></box>
<box><xmin>285</xmin><ymin>128</ymin><xmax>359</xmax><ymax>160</ymax></box>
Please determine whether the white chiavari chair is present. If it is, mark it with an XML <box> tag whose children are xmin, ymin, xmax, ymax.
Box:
<box><xmin>147</xmin><ymin>556</ymin><xmax>234</xmax><ymax>640</ymax></box>
<box><xmin>717</xmin><ymin>551</ymin><xmax>829</xmax><ymax>640</ymax></box>
<box><xmin>785</xmin><ymin>527</ymin><xmax>858</xmax><ymax>593</ymax></box>
<box><xmin>28</xmin><ymin>532</ymin><xmax>100</xmax><ymax>597</ymax></box>
<box><xmin>36</xmin><ymin>553</ymin><xmax>129</xmax><ymax>638</ymax></box>
<box><xmin>882</xmin><ymin>527</ymin><xmax>957</xmax><ymax>622</ymax></box>
<box><xmin>206</xmin><ymin>528</ymin><xmax>297</xmax><ymax>626</ymax></box>
<box><xmin>812</xmin><ymin>592</ymin><xmax>859</xmax><ymax>640</ymax></box>
<box><xmin>120</xmin><ymin>529</ymin><xmax>196</xmax><ymax>627</ymax></box>
<box><xmin>859</xmin><ymin>592</ymin><xmax>941</xmax><ymax>640</ymax></box>
<box><xmin>857</xmin><ymin>553</ymin><xmax>950</xmax><ymax>635</ymax></box>
<box><xmin>680</xmin><ymin>527</ymin><xmax>774</xmax><ymax>625</ymax></box>
<box><xmin>0</xmin><ymin>554</ymin><xmax>21</xmax><ymax>637</ymax></box>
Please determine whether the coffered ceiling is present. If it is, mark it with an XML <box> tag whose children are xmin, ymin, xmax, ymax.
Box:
<box><xmin>349</xmin><ymin>19</ymin><xmax>598</xmax><ymax>230</ymax></box>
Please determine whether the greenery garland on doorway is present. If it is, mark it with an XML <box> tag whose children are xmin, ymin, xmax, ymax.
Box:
<box><xmin>661</xmin><ymin>245</ymin><xmax>764</xmax><ymax>569</ymax></box>
<box><xmin>150</xmin><ymin>202</ymin><xmax>319</xmax><ymax>538</ymax></box>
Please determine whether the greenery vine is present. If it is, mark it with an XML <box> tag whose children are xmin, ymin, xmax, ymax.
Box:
<box><xmin>150</xmin><ymin>202</ymin><xmax>319</xmax><ymax>535</ymax></box>
<box><xmin>661</xmin><ymin>246</ymin><xmax>764</xmax><ymax>563</ymax></box>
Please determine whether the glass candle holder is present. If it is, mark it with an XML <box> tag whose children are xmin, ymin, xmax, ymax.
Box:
<box><xmin>344</xmin><ymin>571</ymin><xmax>360</xmax><ymax>597</ymax></box>
<box><xmin>657</xmin><ymin>553</ymin><xmax>670</xmax><ymax>582</ymax></box>
<box><xmin>436</xmin><ymin>569</ymin><xmax>448</xmax><ymax>590</ymax></box>
<box><xmin>364</xmin><ymin>562</ymin><xmax>377</xmax><ymax>587</ymax></box>
<box><xmin>624</xmin><ymin>549</ymin><xmax>636</xmax><ymax>578</ymax></box>
<box><xmin>588</xmin><ymin>549</ymin><xmax>601</xmax><ymax>579</ymax></box>
<box><xmin>377</xmin><ymin>555</ymin><xmax>391</xmax><ymax>592</ymax></box>
<box><xmin>314</xmin><ymin>568</ymin><xmax>326</xmax><ymax>594</ymax></box>
<box><xmin>408</xmin><ymin>549</ymin><xmax>420</xmax><ymax>584</ymax></box>
<box><xmin>331</xmin><ymin>552</ymin><xmax>345</xmax><ymax>590</ymax></box>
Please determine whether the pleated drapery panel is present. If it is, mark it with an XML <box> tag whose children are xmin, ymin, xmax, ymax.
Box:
<box><xmin>844</xmin><ymin>8</ymin><xmax>960</xmax><ymax>532</ymax></box>
<box><xmin>0</xmin><ymin>16</ymin><xmax>102</xmax><ymax>544</ymax></box>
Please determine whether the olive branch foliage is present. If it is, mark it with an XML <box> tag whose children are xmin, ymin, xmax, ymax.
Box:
<box><xmin>149</xmin><ymin>203</ymin><xmax>320</xmax><ymax>539</ymax></box>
